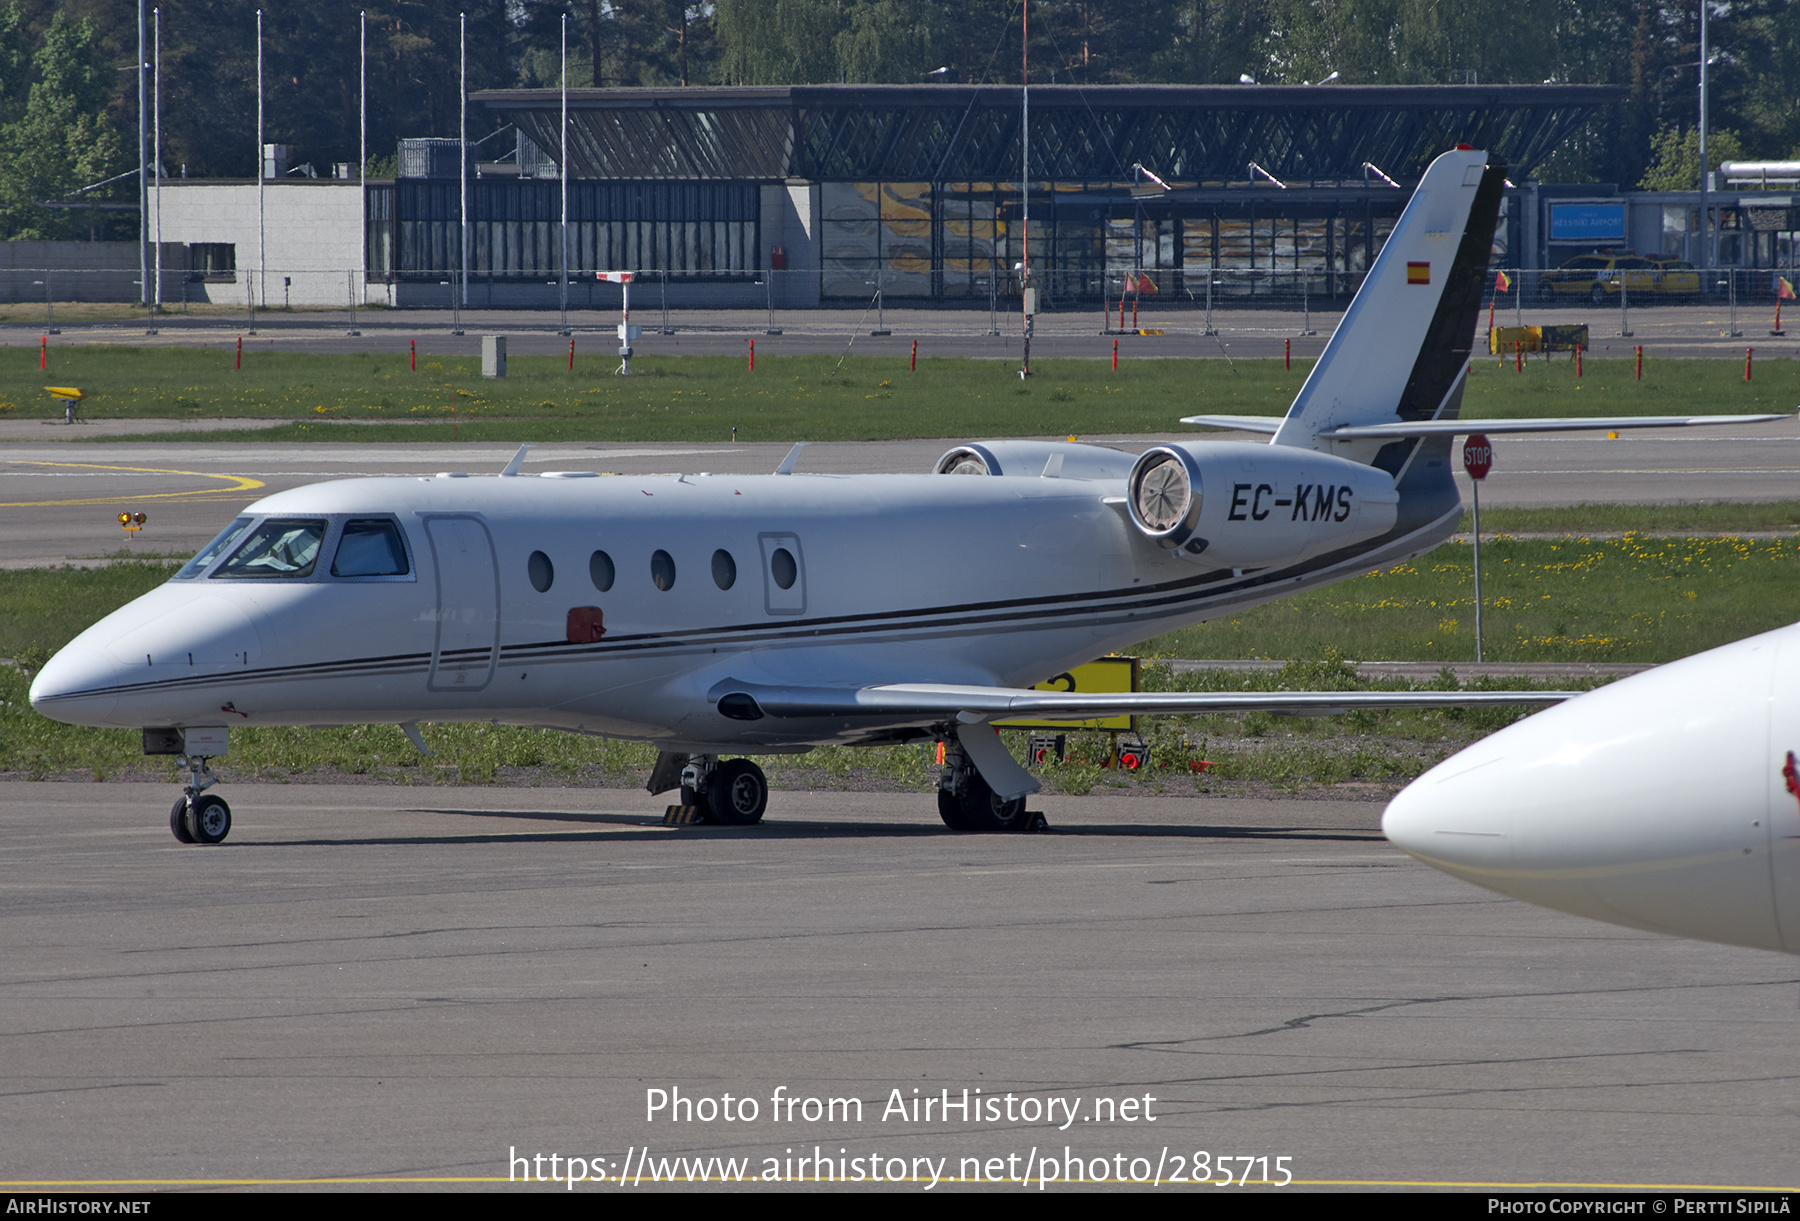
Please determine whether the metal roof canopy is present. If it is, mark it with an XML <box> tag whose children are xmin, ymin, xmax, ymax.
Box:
<box><xmin>473</xmin><ymin>83</ymin><xmax>1619</xmax><ymax>184</ymax></box>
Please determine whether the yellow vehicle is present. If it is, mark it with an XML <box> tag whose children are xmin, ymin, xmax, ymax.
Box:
<box><xmin>1538</xmin><ymin>254</ymin><xmax>1655</xmax><ymax>304</ymax></box>
<box><xmin>1647</xmin><ymin>258</ymin><xmax>1701</xmax><ymax>298</ymax></box>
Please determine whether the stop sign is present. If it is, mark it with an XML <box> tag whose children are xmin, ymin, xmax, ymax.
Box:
<box><xmin>1463</xmin><ymin>433</ymin><xmax>1493</xmax><ymax>481</ymax></box>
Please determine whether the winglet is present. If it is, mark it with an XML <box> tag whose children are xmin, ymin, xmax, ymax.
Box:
<box><xmin>774</xmin><ymin>442</ymin><xmax>810</xmax><ymax>475</ymax></box>
<box><xmin>500</xmin><ymin>444</ymin><xmax>535</xmax><ymax>477</ymax></box>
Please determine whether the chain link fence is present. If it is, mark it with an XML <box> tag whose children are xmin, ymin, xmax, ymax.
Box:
<box><xmin>3</xmin><ymin>264</ymin><xmax>1794</xmax><ymax>344</ymax></box>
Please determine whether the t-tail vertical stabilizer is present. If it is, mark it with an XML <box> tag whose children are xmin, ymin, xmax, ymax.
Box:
<box><xmin>1256</xmin><ymin>147</ymin><xmax>1506</xmax><ymax>543</ymax></box>
<box><xmin>1271</xmin><ymin>147</ymin><xmax>1506</xmax><ymax>458</ymax></box>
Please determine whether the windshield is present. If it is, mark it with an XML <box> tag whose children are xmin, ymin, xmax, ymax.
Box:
<box><xmin>213</xmin><ymin>519</ymin><xmax>327</xmax><ymax>579</ymax></box>
<box><xmin>174</xmin><ymin>517</ymin><xmax>253</xmax><ymax>580</ymax></box>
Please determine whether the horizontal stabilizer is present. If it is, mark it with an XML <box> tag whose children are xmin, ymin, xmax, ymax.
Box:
<box><xmin>1316</xmin><ymin>413</ymin><xmax>1794</xmax><ymax>440</ymax></box>
<box><xmin>1178</xmin><ymin>414</ymin><xmax>1283</xmax><ymax>434</ymax></box>
<box><xmin>710</xmin><ymin>679</ymin><xmax>1574</xmax><ymax>725</ymax></box>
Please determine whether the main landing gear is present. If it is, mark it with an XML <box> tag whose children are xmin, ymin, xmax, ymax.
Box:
<box><xmin>670</xmin><ymin>754</ymin><xmax>769</xmax><ymax>825</ymax></box>
<box><xmin>936</xmin><ymin>737</ymin><xmax>1045</xmax><ymax>833</ymax></box>
<box><xmin>170</xmin><ymin>754</ymin><xmax>231</xmax><ymax>844</ymax></box>
<box><xmin>648</xmin><ymin>742</ymin><xmax>1046</xmax><ymax>833</ymax></box>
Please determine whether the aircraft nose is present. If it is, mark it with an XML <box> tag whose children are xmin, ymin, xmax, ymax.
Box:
<box><xmin>28</xmin><ymin>643</ymin><xmax>122</xmax><ymax>725</ymax></box>
<box><xmin>1384</xmin><ymin>630</ymin><xmax>1791</xmax><ymax>953</ymax></box>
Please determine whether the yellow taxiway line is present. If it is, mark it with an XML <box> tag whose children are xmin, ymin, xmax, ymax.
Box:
<box><xmin>0</xmin><ymin>461</ymin><xmax>264</xmax><ymax>507</ymax></box>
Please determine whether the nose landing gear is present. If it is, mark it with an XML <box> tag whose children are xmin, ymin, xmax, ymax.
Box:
<box><xmin>170</xmin><ymin>752</ymin><xmax>230</xmax><ymax>844</ymax></box>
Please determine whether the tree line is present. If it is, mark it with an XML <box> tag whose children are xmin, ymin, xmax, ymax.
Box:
<box><xmin>2</xmin><ymin>0</ymin><xmax>1795</xmax><ymax>240</ymax></box>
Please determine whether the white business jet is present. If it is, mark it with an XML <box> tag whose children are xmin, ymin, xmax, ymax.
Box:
<box><xmin>27</xmin><ymin>147</ymin><xmax>1786</xmax><ymax>844</ymax></box>
<box><xmin>1385</xmin><ymin>622</ymin><xmax>1800</xmax><ymax>955</ymax></box>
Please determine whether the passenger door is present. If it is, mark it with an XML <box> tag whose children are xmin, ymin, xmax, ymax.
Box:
<box><xmin>424</xmin><ymin>515</ymin><xmax>499</xmax><ymax>692</ymax></box>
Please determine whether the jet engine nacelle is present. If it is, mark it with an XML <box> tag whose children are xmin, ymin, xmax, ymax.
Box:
<box><xmin>934</xmin><ymin>441</ymin><xmax>1139</xmax><ymax>481</ymax></box>
<box><xmin>1125</xmin><ymin>441</ymin><xmax>1399</xmax><ymax>569</ymax></box>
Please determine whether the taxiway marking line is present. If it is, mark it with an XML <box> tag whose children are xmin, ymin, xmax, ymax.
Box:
<box><xmin>0</xmin><ymin>461</ymin><xmax>265</xmax><ymax>507</ymax></box>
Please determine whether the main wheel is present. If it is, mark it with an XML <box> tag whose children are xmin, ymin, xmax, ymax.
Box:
<box><xmin>184</xmin><ymin>794</ymin><xmax>231</xmax><ymax>844</ymax></box>
<box><xmin>706</xmin><ymin>758</ymin><xmax>767</xmax><ymax>825</ymax></box>
<box><xmin>170</xmin><ymin>797</ymin><xmax>196</xmax><ymax>844</ymax></box>
<box><xmin>937</xmin><ymin>788</ymin><xmax>974</xmax><ymax>831</ymax></box>
<box><xmin>954</xmin><ymin>772</ymin><xmax>1029</xmax><ymax>833</ymax></box>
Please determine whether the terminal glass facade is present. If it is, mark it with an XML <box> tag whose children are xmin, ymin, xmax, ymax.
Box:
<box><xmin>366</xmin><ymin>179</ymin><xmax>759</xmax><ymax>282</ymax></box>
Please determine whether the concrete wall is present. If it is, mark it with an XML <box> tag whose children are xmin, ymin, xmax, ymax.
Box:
<box><xmin>146</xmin><ymin>180</ymin><xmax>390</xmax><ymax>307</ymax></box>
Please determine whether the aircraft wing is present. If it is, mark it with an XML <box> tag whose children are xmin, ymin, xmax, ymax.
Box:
<box><xmin>1311</xmin><ymin>413</ymin><xmax>1794</xmax><ymax>439</ymax></box>
<box><xmin>710</xmin><ymin>680</ymin><xmax>1575</xmax><ymax>723</ymax></box>
<box><xmin>1179</xmin><ymin>413</ymin><xmax>1792</xmax><ymax>437</ymax></box>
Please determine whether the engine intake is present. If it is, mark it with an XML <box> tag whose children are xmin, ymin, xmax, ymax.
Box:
<box><xmin>934</xmin><ymin>441</ymin><xmax>1138</xmax><ymax>481</ymax></box>
<box><xmin>1126</xmin><ymin>442</ymin><xmax>1399</xmax><ymax>569</ymax></box>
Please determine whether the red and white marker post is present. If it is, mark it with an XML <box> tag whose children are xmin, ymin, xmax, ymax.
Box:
<box><xmin>597</xmin><ymin>271</ymin><xmax>639</xmax><ymax>375</ymax></box>
<box><xmin>1463</xmin><ymin>433</ymin><xmax>1493</xmax><ymax>662</ymax></box>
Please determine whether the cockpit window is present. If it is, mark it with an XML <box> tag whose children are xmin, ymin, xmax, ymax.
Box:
<box><xmin>175</xmin><ymin>516</ymin><xmax>254</xmax><ymax>580</ymax></box>
<box><xmin>331</xmin><ymin>519</ymin><xmax>410</xmax><ymax>577</ymax></box>
<box><xmin>214</xmin><ymin>519</ymin><xmax>327</xmax><ymax>579</ymax></box>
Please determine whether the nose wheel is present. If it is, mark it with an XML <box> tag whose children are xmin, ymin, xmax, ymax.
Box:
<box><xmin>169</xmin><ymin>753</ymin><xmax>231</xmax><ymax>844</ymax></box>
<box><xmin>186</xmin><ymin>795</ymin><xmax>232</xmax><ymax>844</ymax></box>
<box><xmin>170</xmin><ymin>797</ymin><xmax>195</xmax><ymax>843</ymax></box>
<box><xmin>170</xmin><ymin>794</ymin><xmax>232</xmax><ymax>844</ymax></box>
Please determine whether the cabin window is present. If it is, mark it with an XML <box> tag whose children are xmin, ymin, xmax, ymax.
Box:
<box><xmin>651</xmin><ymin>549</ymin><xmax>676</xmax><ymax>591</ymax></box>
<box><xmin>770</xmin><ymin>547</ymin><xmax>797</xmax><ymax>590</ymax></box>
<box><xmin>176</xmin><ymin>516</ymin><xmax>253</xmax><ymax>579</ymax></box>
<box><xmin>589</xmin><ymin>550</ymin><xmax>615</xmax><ymax>592</ymax></box>
<box><xmin>528</xmin><ymin>550</ymin><xmax>554</xmax><ymax>592</ymax></box>
<box><xmin>331</xmin><ymin>519</ymin><xmax>410</xmax><ymax>577</ymax></box>
<box><xmin>711</xmin><ymin>549</ymin><xmax>736</xmax><ymax>590</ymax></box>
<box><xmin>214</xmin><ymin>519</ymin><xmax>327</xmax><ymax>579</ymax></box>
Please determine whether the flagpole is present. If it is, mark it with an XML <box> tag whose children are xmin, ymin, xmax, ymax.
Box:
<box><xmin>255</xmin><ymin>9</ymin><xmax>263</xmax><ymax>322</ymax></box>
<box><xmin>1018</xmin><ymin>0</ymin><xmax>1030</xmax><ymax>379</ymax></box>
<box><xmin>559</xmin><ymin>14</ymin><xmax>569</xmax><ymax>334</ymax></box>
<box><xmin>137</xmin><ymin>0</ymin><xmax>146</xmax><ymax>313</ymax></box>
<box><xmin>460</xmin><ymin>12</ymin><xmax>467</xmax><ymax>310</ymax></box>
<box><xmin>152</xmin><ymin>7</ymin><xmax>161</xmax><ymax>318</ymax></box>
<box><xmin>359</xmin><ymin>11</ymin><xmax>365</xmax><ymax>309</ymax></box>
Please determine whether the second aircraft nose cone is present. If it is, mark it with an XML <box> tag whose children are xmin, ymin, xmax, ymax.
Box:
<box><xmin>1385</xmin><ymin>628</ymin><xmax>1790</xmax><ymax>953</ymax></box>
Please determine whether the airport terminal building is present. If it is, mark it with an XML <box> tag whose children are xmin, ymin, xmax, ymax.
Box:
<box><xmin>120</xmin><ymin>83</ymin><xmax>1796</xmax><ymax>309</ymax></box>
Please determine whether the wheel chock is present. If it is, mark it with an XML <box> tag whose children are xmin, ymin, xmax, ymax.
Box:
<box><xmin>1023</xmin><ymin>811</ymin><xmax>1050</xmax><ymax>833</ymax></box>
<box><xmin>663</xmin><ymin>804</ymin><xmax>705</xmax><ymax>825</ymax></box>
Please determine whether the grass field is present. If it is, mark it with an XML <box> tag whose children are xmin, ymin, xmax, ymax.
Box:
<box><xmin>1458</xmin><ymin>501</ymin><xmax>1800</xmax><ymax>533</ymax></box>
<box><xmin>5</xmin><ymin>346</ymin><xmax>1796</xmax><ymax>442</ymax></box>
<box><xmin>1146</xmin><ymin>533</ymin><xmax>1800</xmax><ymax>663</ymax></box>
